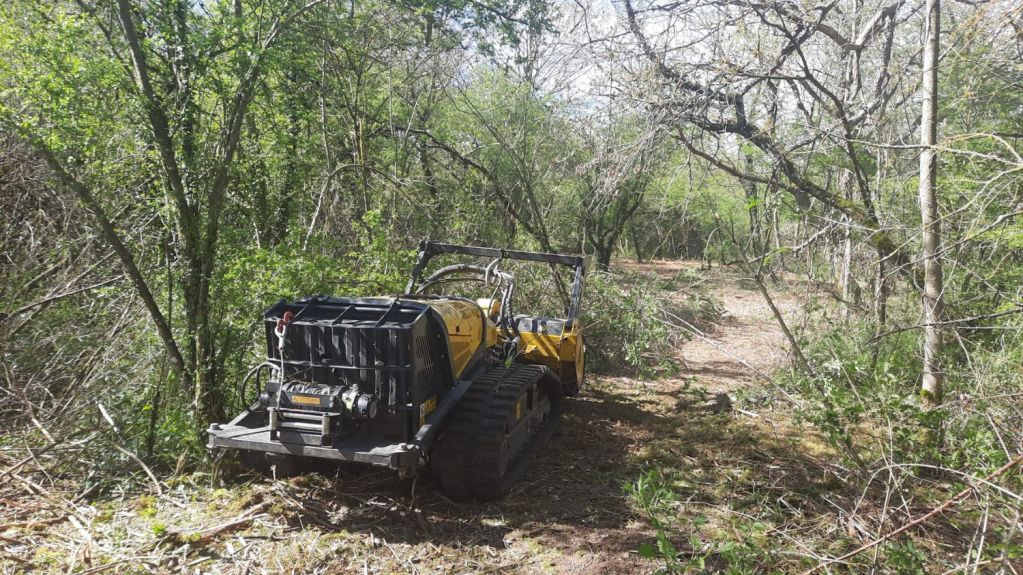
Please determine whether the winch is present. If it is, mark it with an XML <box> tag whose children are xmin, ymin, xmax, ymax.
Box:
<box><xmin>269</xmin><ymin>381</ymin><xmax>381</xmax><ymax>445</ymax></box>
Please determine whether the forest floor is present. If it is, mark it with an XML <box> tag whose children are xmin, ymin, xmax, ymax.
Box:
<box><xmin>3</xmin><ymin>260</ymin><xmax>852</xmax><ymax>575</ymax></box>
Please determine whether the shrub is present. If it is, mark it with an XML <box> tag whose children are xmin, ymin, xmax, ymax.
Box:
<box><xmin>780</xmin><ymin>314</ymin><xmax>1020</xmax><ymax>474</ymax></box>
<box><xmin>583</xmin><ymin>271</ymin><xmax>682</xmax><ymax>376</ymax></box>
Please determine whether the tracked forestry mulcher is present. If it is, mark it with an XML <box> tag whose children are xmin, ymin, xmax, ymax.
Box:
<box><xmin>207</xmin><ymin>242</ymin><xmax>586</xmax><ymax>500</ymax></box>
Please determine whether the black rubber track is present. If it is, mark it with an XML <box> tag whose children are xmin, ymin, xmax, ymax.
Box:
<box><xmin>430</xmin><ymin>364</ymin><xmax>562</xmax><ymax>501</ymax></box>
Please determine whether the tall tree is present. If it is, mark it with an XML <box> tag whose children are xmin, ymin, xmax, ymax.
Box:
<box><xmin>618</xmin><ymin>0</ymin><xmax>919</xmax><ymax>290</ymax></box>
<box><xmin>918</xmin><ymin>0</ymin><xmax>944</xmax><ymax>408</ymax></box>
<box><xmin>2</xmin><ymin>0</ymin><xmax>327</xmax><ymax>426</ymax></box>
<box><xmin>577</xmin><ymin>112</ymin><xmax>666</xmax><ymax>270</ymax></box>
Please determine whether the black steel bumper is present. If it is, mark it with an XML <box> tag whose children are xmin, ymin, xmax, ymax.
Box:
<box><xmin>206</xmin><ymin>409</ymin><xmax>420</xmax><ymax>472</ymax></box>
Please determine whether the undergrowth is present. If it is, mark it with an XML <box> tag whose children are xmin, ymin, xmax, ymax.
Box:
<box><xmin>628</xmin><ymin>284</ymin><xmax>1023</xmax><ymax>574</ymax></box>
<box><xmin>584</xmin><ymin>267</ymin><xmax>722</xmax><ymax>377</ymax></box>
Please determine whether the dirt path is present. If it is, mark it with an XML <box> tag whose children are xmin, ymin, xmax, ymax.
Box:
<box><xmin>5</xmin><ymin>261</ymin><xmax>823</xmax><ymax>575</ymax></box>
<box><xmin>628</xmin><ymin>260</ymin><xmax>803</xmax><ymax>394</ymax></box>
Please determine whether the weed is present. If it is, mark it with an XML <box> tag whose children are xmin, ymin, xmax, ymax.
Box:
<box><xmin>136</xmin><ymin>495</ymin><xmax>157</xmax><ymax>518</ymax></box>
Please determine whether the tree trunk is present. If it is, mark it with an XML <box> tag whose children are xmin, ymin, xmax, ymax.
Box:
<box><xmin>875</xmin><ymin>252</ymin><xmax>888</xmax><ymax>326</ymax></box>
<box><xmin>631</xmin><ymin>223</ymin><xmax>645</xmax><ymax>263</ymax></box>
<box><xmin>743</xmin><ymin>152</ymin><xmax>761</xmax><ymax>255</ymax></box>
<box><xmin>772</xmin><ymin>208</ymin><xmax>785</xmax><ymax>269</ymax></box>
<box><xmin>841</xmin><ymin>217</ymin><xmax>853</xmax><ymax>320</ymax></box>
<box><xmin>838</xmin><ymin>171</ymin><xmax>853</xmax><ymax>319</ymax></box>
<box><xmin>595</xmin><ymin>242</ymin><xmax>613</xmax><ymax>272</ymax></box>
<box><xmin>918</xmin><ymin>0</ymin><xmax>944</xmax><ymax>408</ymax></box>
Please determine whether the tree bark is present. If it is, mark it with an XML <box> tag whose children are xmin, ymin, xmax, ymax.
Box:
<box><xmin>918</xmin><ymin>0</ymin><xmax>944</xmax><ymax>408</ymax></box>
<box><xmin>841</xmin><ymin>216</ymin><xmax>854</xmax><ymax>320</ymax></box>
<box><xmin>875</xmin><ymin>253</ymin><xmax>888</xmax><ymax>326</ymax></box>
<box><xmin>840</xmin><ymin>171</ymin><xmax>854</xmax><ymax>320</ymax></box>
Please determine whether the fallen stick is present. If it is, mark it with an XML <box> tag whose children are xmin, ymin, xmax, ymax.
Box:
<box><xmin>0</xmin><ymin>551</ymin><xmax>29</xmax><ymax>565</ymax></box>
<box><xmin>74</xmin><ymin>557</ymin><xmax>157</xmax><ymax>575</ymax></box>
<box><xmin>193</xmin><ymin>512</ymin><xmax>268</xmax><ymax>544</ymax></box>
<box><xmin>0</xmin><ymin>444</ymin><xmax>58</xmax><ymax>480</ymax></box>
<box><xmin>801</xmin><ymin>452</ymin><xmax>1023</xmax><ymax>574</ymax></box>
<box><xmin>161</xmin><ymin>501</ymin><xmax>270</xmax><ymax>546</ymax></box>
<box><xmin>0</xmin><ymin>515</ymin><xmax>67</xmax><ymax>530</ymax></box>
<box><xmin>110</xmin><ymin>442</ymin><xmax>162</xmax><ymax>495</ymax></box>
<box><xmin>0</xmin><ymin>533</ymin><xmax>28</xmax><ymax>545</ymax></box>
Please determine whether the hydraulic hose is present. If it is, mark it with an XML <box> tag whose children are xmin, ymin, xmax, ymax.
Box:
<box><xmin>239</xmin><ymin>362</ymin><xmax>274</xmax><ymax>408</ymax></box>
<box><xmin>415</xmin><ymin>261</ymin><xmax>517</xmax><ymax>335</ymax></box>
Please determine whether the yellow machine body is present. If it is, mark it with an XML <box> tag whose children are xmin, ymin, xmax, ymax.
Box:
<box><xmin>517</xmin><ymin>322</ymin><xmax>584</xmax><ymax>389</ymax></box>
<box><xmin>422</xmin><ymin>297</ymin><xmax>584</xmax><ymax>388</ymax></box>
<box><xmin>419</xmin><ymin>298</ymin><xmax>494</xmax><ymax>378</ymax></box>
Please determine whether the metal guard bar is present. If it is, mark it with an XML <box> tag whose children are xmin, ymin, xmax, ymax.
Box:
<box><xmin>405</xmin><ymin>241</ymin><xmax>587</xmax><ymax>321</ymax></box>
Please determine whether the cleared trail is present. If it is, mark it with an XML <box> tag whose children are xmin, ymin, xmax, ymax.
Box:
<box><xmin>5</xmin><ymin>261</ymin><xmax>825</xmax><ymax>575</ymax></box>
<box><xmin>628</xmin><ymin>260</ymin><xmax>803</xmax><ymax>394</ymax></box>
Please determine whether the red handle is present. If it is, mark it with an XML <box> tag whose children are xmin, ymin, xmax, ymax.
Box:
<box><xmin>276</xmin><ymin>311</ymin><xmax>294</xmax><ymax>331</ymax></box>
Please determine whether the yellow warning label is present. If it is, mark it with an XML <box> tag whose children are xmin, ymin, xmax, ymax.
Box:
<box><xmin>291</xmin><ymin>395</ymin><xmax>320</xmax><ymax>405</ymax></box>
<box><xmin>419</xmin><ymin>396</ymin><xmax>437</xmax><ymax>427</ymax></box>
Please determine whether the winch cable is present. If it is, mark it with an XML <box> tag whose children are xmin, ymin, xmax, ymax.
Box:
<box><xmin>485</xmin><ymin>257</ymin><xmax>515</xmax><ymax>333</ymax></box>
<box><xmin>273</xmin><ymin>311</ymin><xmax>294</xmax><ymax>411</ymax></box>
<box><xmin>483</xmin><ymin>257</ymin><xmax>516</xmax><ymax>335</ymax></box>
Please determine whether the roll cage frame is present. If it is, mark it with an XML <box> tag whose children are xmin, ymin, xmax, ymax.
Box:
<box><xmin>404</xmin><ymin>241</ymin><xmax>587</xmax><ymax>326</ymax></box>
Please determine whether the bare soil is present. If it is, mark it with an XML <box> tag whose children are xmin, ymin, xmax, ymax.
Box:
<box><xmin>3</xmin><ymin>261</ymin><xmax>841</xmax><ymax>575</ymax></box>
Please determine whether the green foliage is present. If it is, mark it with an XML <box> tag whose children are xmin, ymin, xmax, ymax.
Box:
<box><xmin>940</xmin><ymin>336</ymin><xmax>1023</xmax><ymax>473</ymax></box>
<box><xmin>627</xmin><ymin>469</ymin><xmax>776</xmax><ymax>574</ymax></box>
<box><xmin>1</xmin><ymin>0</ymin><xmax>569</xmax><ymax>465</ymax></box>
<box><xmin>781</xmin><ymin>314</ymin><xmax>1019</xmax><ymax>475</ymax></box>
<box><xmin>583</xmin><ymin>271</ymin><xmax>679</xmax><ymax>376</ymax></box>
<box><xmin>142</xmin><ymin>398</ymin><xmax>200</xmax><ymax>464</ymax></box>
<box><xmin>882</xmin><ymin>541</ymin><xmax>928</xmax><ymax>575</ymax></box>
<box><xmin>780</xmin><ymin>320</ymin><xmax>922</xmax><ymax>464</ymax></box>
<box><xmin>627</xmin><ymin>470</ymin><xmax>682</xmax><ymax>573</ymax></box>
